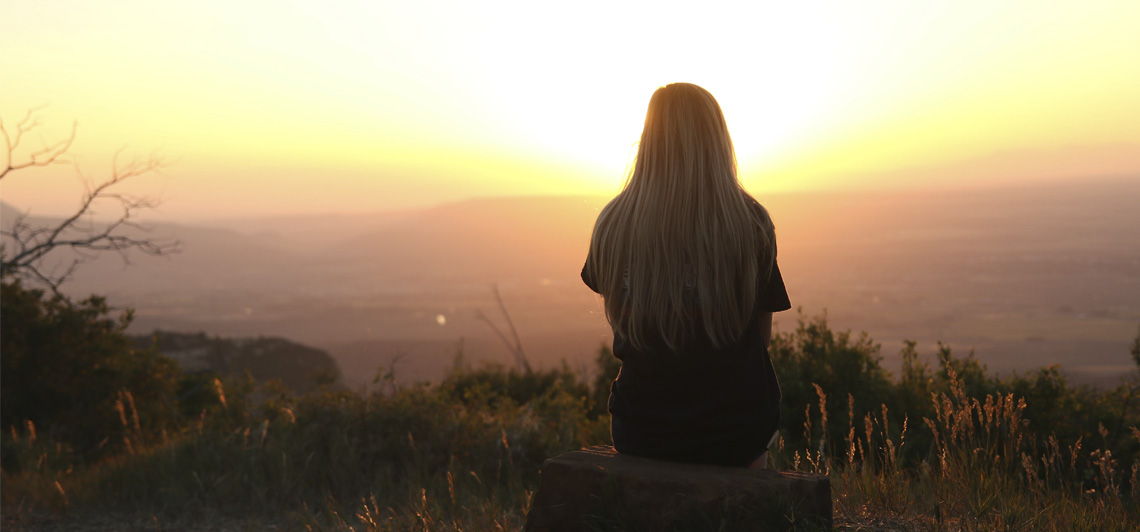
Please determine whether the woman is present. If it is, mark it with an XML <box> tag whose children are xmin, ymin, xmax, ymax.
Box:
<box><xmin>582</xmin><ymin>83</ymin><xmax>791</xmax><ymax>469</ymax></box>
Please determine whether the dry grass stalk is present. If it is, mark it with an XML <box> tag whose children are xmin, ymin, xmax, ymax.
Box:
<box><xmin>447</xmin><ymin>471</ymin><xmax>456</xmax><ymax>508</ymax></box>
<box><xmin>54</xmin><ymin>480</ymin><xmax>69</xmax><ymax>508</ymax></box>
<box><xmin>214</xmin><ymin>378</ymin><xmax>227</xmax><ymax>409</ymax></box>
<box><xmin>863</xmin><ymin>412</ymin><xmax>875</xmax><ymax>470</ymax></box>
<box><xmin>813</xmin><ymin>383</ymin><xmax>829</xmax><ymax>455</ymax></box>
<box><xmin>803</xmin><ymin>403</ymin><xmax>813</xmax><ymax>451</ymax></box>
<box><xmin>1089</xmin><ymin>449</ymin><xmax>1119</xmax><ymax>497</ymax></box>
<box><xmin>125</xmin><ymin>390</ymin><xmax>141</xmax><ymax>433</ymax></box>
<box><xmin>1068</xmin><ymin>437</ymin><xmax>1083</xmax><ymax>479</ymax></box>
<box><xmin>114</xmin><ymin>398</ymin><xmax>129</xmax><ymax>429</ymax></box>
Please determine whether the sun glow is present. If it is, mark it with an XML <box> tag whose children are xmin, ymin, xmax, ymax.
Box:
<box><xmin>1</xmin><ymin>0</ymin><xmax>1137</xmax><ymax>219</ymax></box>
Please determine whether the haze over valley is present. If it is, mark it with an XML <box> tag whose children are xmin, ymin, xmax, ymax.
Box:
<box><xmin>7</xmin><ymin>176</ymin><xmax>1137</xmax><ymax>390</ymax></box>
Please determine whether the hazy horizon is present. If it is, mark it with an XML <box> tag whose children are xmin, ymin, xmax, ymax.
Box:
<box><xmin>3</xmin><ymin>144</ymin><xmax>1137</xmax><ymax>224</ymax></box>
<box><xmin>3</xmin><ymin>1</ymin><xmax>1139</xmax><ymax>221</ymax></box>
<box><xmin>6</xmin><ymin>179</ymin><xmax>1135</xmax><ymax>392</ymax></box>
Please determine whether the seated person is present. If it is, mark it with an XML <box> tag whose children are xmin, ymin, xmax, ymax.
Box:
<box><xmin>582</xmin><ymin>82</ymin><xmax>791</xmax><ymax>469</ymax></box>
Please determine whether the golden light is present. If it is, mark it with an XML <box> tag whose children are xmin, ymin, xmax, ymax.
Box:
<box><xmin>1</xmin><ymin>0</ymin><xmax>1137</xmax><ymax>219</ymax></box>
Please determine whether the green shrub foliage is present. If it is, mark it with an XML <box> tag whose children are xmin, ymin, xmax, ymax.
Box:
<box><xmin>0</xmin><ymin>279</ymin><xmax>180</xmax><ymax>460</ymax></box>
<box><xmin>2</xmin><ymin>291</ymin><xmax>1138</xmax><ymax>530</ymax></box>
<box><xmin>770</xmin><ymin>312</ymin><xmax>1140</xmax><ymax>470</ymax></box>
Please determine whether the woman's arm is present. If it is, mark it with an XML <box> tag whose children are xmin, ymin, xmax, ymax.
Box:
<box><xmin>757</xmin><ymin>311</ymin><xmax>774</xmax><ymax>348</ymax></box>
<box><xmin>750</xmin><ymin>311</ymin><xmax>776</xmax><ymax>470</ymax></box>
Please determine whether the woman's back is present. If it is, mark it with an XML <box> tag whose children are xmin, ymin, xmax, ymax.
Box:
<box><xmin>583</xmin><ymin>83</ymin><xmax>791</xmax><ymax>467</ymax></box>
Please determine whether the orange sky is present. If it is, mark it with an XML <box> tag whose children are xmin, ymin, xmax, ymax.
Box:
<box><xmin>1</xmin><ymin>0</ymin><xmax>1138</xmax><ymax>221</ymax></box>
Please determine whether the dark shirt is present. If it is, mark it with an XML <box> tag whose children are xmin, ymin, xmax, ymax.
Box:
<box><xmin>581</xmin><ymin>259</ymin><xmax>791</xmax><ymax>467</ymax></box>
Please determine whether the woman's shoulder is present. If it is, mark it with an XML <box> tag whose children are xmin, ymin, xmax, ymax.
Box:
<box><xmin>741</xmin><ymin>191</ymin><xmax>766</xmax><ymax>211</ymax></box>
<box><xmin>591</xmin><ymin>195</ymin><xmax>623</xmax><ymax>225</ymax></box>
<box><xmin>741</xmin><ymin>193</ymin><xmax>774</xmax><ymax>228</ymax></box>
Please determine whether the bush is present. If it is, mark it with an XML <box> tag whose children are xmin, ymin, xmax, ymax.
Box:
<box><xmin>770</xmin><ymin>312</ymin><xmax>896</xmax><ymax>456</ymax></box>
<box><xmin>769</xmin><ymin>311</ymin><xmax>1140</xmax><ymax>474</ymax></box>
<box><xmin>439</xmin><ymin>362</ymin><xmax>591</xmax><ymax>411</ymax></box>
<box><xmin>4</xmin><ymin>300</ymin><xmax>1138</xmax><ymax>531</ymax></box>
<box><xmin>0</xmin><ymin>279</ymin><xmax>181</xmax><ymax>461</ymax></box>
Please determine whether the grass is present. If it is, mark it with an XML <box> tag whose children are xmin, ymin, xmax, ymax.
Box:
<box><xmin>3</xmin><ymin>340</ymin><xmax>1139</xmax><ymax>531</ymax></box>
<box><xmin>778</xmin><ymin>368</ymin><xmax>1140</xmax><ymax>532</ymax></box>
<box><xmin>2</xmin><ymin>370</ymin><xmax>600</xmax><ymax>531</ymax></box>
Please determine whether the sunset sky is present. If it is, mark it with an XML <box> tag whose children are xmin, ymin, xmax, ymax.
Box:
<box><xmin>2</xmin><ymin>0</ymin><xmax>1138</xmax><ymax>221</ymax></box>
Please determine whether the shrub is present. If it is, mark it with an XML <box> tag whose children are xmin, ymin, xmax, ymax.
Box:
<box><xmin>0</xmin><ymin>279</ymin><xmax>180</xmax><ymax>461</ymax></box>
<box><xmin>770</xmin><ymin>312</ymin><xmax>896</xmax><ymax>458</ymax></box>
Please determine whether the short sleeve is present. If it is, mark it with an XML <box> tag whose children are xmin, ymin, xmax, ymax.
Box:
<box><xmin>757</xmin><ymin>261</ymin><xmax>791</xmax><ymax>312</ymax></box>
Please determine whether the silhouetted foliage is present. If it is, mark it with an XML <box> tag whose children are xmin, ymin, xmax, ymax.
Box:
<box><xmin>135</xmin><ymin>331</ymin><xmax>344</xmax><ymax>393</ymax></box>
<box><xmin>0</xmin><ymin>278</ymin><xmax>180</xmax><ymax>461</ymax></box>
<box><xmin>0</xmin><ymin>107</ymin><xmax>178</xmax><ymax>293</ymax></box>
<box><xmin>2</xmin><ymin>310</ymin><xmax>1138</xmax><ymax>530</ymax></box>
<box><xmin>770</xmin><ymin>313</ymin><xmax>896</xmax><ymax>455</ymax></box>
<box><xmin>767</xmin><ymin>312</ymin><xmax>1140</xmax><ymax>473</ymax></box>
<box><xmin>440</xmin><ymin>361</ymin><xmax>591</xmax><ymax>412</ymax></box>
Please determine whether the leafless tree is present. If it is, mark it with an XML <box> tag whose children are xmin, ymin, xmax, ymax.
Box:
<box><xmin>0</xmin><ymin>106</ymin><xmax>179</xmax><ymax>293</ymax></box>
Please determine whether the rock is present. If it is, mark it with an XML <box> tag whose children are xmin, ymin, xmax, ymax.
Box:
<box><xmin>524</xmin><ymin>446</ymin><xmax>832</xmax><ymax>532</ymax></box>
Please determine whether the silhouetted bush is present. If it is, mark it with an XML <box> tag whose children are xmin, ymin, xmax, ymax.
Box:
<box><xmin>3</xmin><ymin>296</ymin><xmax>1138</xmax><ymax>530</ymax></box>
<box><xmin>439</xmin><ymin>362</ymin><xmax>592</xmax><ymax>411</ymax></box>
<box><xmin>770</xmin><ymin>313</ymin><xmax>896</xmax><ymax>457</ymax></box>
<box><xmin>0</xmin><ymin>279</ymin><xmax>180</xmax><ymax>462</ymax></box>
<box><xmin>768</xmin><ymin>311</ymin><xmax>1140</xmax><ymax>474</ymax></box>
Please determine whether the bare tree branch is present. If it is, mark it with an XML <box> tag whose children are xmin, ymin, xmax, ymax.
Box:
<box><xmin>1</xmin><ymin>106</ymin><xmax>76</xmax><ymax>180</ymax></box>
<box><xmin>0</xmin><ymin>108</ymin><xmax>179</xmax><ymax>293</ymax></box>
<box><xmin>492</xmin><ymin>284</ymin><xmax>525</xmax><ymax>358</ymax></box>
<box><xmin>476</xmin><ymin>284</ymin><xmax>531</xmax><ymax>373</ymax></box>
<box><xmin>373</xmin><ymin>350</ymin><xmax>409</xmax><ymax>396</ymax></box>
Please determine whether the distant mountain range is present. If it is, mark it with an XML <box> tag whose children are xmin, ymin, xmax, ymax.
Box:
<box><xmin>4</xmin><ymin>176</ymin><xmax>1139</xmax><ymax>389</ymax></box>
<box><xmin>2</xmin><ymin>194</ymin><xmax>606</xmax><ymax>296</ymax></box>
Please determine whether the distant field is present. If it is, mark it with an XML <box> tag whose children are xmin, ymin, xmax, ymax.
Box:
<box><xmin>28</xmin><ymin>176</ymin><xmax>1140</xmax><ymax>389</ymax></box>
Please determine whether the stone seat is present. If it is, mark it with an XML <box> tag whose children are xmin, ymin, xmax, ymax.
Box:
<box><xmin>524</xmin><ymin>445</ymin><xmax>831</xmax><ymax>532</ymax></box>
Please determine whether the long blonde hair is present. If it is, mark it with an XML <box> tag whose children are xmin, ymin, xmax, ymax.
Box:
<box><xmin>586</xmin><ymin>82</ymin><xmax>775</xmax><ymax>352</ymax></box>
